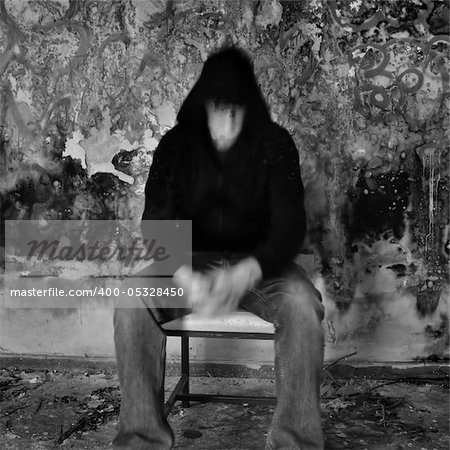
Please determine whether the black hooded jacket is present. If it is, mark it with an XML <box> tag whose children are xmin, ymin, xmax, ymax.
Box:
<box><xmin>142</xmin><ymin>48</ymin><xmax>306</xmax><ymax>278</ymax></box>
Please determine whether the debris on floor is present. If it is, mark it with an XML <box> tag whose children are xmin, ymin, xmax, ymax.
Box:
<box><xmin>0</xmin><ymin>361</ymin><xmax>448</xmax><ymax>449</ymax></box>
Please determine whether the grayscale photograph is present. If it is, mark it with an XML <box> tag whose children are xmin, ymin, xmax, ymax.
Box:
<box><xmin>0</xmin><ymin>1</ymin><xmax>449</xmax><ymax>449</ymax></box>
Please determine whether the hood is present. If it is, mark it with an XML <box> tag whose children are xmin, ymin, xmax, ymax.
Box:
<box><xmin>177</xmin><ymin>47</ymin><xmax>272</xmax><ymax>131</ymax></box>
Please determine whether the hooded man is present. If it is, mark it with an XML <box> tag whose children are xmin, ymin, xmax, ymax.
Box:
<box><xmin>113</xmin><ymin>47</ymin><xmax>325</xmax><ymax>450</ymax></box>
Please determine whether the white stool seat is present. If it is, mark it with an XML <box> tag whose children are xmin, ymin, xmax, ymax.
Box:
<box><xmin>162</xmin><ymin>311</ymin><xmax>274</xmax><ymax>334</ymax></box>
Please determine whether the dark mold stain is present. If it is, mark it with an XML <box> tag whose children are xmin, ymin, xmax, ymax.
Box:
<box><xmin>427</xmin><ymin>2</ymin><xmax>450</xmax><ymax>35</ymax></box>
<box><xmin>386</xmin><ymin>264</ymin><xmax>407</xmax><ymax>277</ymax></box>
<box><xmin>112</xmin><ymin>149</ymin><xmax>139</xmax><ymax>177</ymax></box>
<box><xmin>424</xmin><ymin>313</ymin><xmax>449</xmax><ymax>341</ymax></box>
<box><xmin>416</xmin><ymin>286</ymin><xmax>442</xmax><ymax>317</ymax></box>
<box><xmin>345</xmin><ymin>169</ymin><xmax>410</xmax><ymax>242</ymax></box>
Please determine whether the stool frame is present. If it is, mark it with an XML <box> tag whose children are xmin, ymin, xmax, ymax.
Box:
<box><xmin>163</xmin><ymin>329</ymin><xmax>276</xmax><ymax>417</ymax></box>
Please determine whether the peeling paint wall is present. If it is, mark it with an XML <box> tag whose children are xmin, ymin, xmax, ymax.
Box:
<box><xmin>0</xmin><ymin>0</ymin><xmax>448</xmax><ymax>362</ymax></box>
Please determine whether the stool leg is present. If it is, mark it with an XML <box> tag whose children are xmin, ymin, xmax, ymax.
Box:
<box><xmin>181</xmin><ymin>336</ymin><xmax>190</xmax><ymax>408</ymax></box>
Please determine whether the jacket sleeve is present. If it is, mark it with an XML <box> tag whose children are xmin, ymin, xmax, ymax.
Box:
<box><xmin>251</xmin><ymin>127</ymin><xmax>307</xmax><ymax>278</ymax></box>
<box><xmin>141</xmin><ymin>128</ymin><xmax>180</xmax><ymax>229</ymax></box>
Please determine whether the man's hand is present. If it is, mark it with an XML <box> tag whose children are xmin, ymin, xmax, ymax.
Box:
<box><xmin>173</xmin><ymin>257</ymin><xmax>262</xmax><ymax>316</ymax></box>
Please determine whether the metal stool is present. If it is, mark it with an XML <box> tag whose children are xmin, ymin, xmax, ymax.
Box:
<box><xmin>162</xmin><ymin>311</ymin><xmax>276</xmax><ymax>417</ymax></box>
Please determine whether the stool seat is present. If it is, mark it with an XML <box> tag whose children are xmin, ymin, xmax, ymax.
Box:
<box><xmin>162</xmin><ymin>310</ymin><xmax>274</xmax><ymax>334</ymax></box>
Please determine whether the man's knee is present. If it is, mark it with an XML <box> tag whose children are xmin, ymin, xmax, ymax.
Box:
<box><xmin>113</xmin><ymin>307</ymin><xmax>137</xmax><ymax>334</ymax></box>
<box><xmin>276</xmin><ymin>278</ymin><xmax>325</xmax><ymax>325</ymax></box>
<box><xmin>113</xmin><ymin>306</ymin><xmax>154</xmax><ymax>337</ymax></box>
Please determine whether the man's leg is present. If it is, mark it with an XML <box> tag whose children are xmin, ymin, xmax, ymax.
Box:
<box><xmin>113</xmin><ymin>306</ymin><xmax>175</xmax><ymax>450</ymax></box>
<box><xmin>113</xmin><ymin>253</ymin><xmax>225</xmax><ymax>449</ymax></box>
<box><xmin>240</xmin><ymin>263</ymin><xmax>325</xmax><ymax>450</ymax></box>
<box><xmin>113</xmin><ymin>261</ymin><xmax>192</xmax><ymax>450</ymax></box>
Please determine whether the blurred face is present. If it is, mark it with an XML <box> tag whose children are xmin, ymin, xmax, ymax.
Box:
<box><xmin>205</xmin><ymin>100</ymin><xmax>245</xmax><ymax>151</ymax></box>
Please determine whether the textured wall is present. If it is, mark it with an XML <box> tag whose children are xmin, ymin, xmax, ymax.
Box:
<box><xmin>0</xmin><ymin>0</ymin><xmax>448</xmax><ymax>361</ymax></box>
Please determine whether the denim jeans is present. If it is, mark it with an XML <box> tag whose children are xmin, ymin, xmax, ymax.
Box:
<box><xmin>113</xmin><ymin>253</ymin><xmax>325</xmax><ymax>449</ymax></box>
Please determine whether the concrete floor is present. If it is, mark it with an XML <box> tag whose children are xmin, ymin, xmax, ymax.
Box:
<box><xmin>0</xmin><ymin>360</ymin><xmax>448</xmax><ymax>450</ymax></box>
